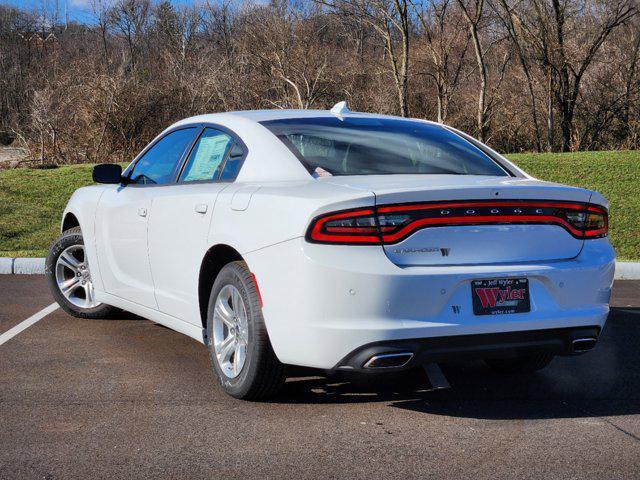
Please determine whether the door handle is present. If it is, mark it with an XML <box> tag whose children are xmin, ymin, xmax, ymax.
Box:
<box><xmin>194</xmin><ymin>204</ymin><xmax>208</xmax><ymax>214</ymax></box>
<box><xmin>137</xmin><ymin>207</ymin><xmax>147</xmax><ymax>217</ymax></box>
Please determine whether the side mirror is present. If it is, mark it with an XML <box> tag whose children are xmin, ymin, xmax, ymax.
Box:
<box><xmin>92</xmin><ymin>164</ymin><xmax>123</xmax><ymax>184</ymax></box>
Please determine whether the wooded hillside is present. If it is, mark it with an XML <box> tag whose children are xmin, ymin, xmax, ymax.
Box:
<box><xmin>0</xmin><ymin>0</ymin><xmax>638</xmax><ymax>165</ymax></box>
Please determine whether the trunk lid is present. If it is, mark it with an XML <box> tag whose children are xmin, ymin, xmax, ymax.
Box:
<box><xmin>320</xmin><ymin>175</ymin><xmax>594</xmax><ymax>266</ymax></box>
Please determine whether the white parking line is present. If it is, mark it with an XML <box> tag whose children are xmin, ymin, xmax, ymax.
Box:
<box><xmin>0</xmin><ymin>303</ymin><xmax>59</xmax><ymax>346</ymax></box>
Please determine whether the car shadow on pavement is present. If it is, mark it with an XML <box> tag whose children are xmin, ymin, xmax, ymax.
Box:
<box><xmin>273</xmin><ymin>308</ymin><xmax>640</xmax><ymax>420</ymax></box>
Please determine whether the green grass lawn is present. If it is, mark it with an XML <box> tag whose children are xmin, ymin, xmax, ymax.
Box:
<box><xmin>0</xmin><ymin>164</ymin><xmax>96</xmax><ymax>258</ymax></box>
<box><xmin>0</xmin><ymin>150</ymin><xmax>638</xmax><ymax>259</ymax></box>
<box><xmin>509</xmin><ymin>151</ymin><xmax>639</xmax><ymax>261</ymax></box>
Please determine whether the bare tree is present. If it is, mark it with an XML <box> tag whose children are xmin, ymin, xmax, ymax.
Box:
<box><xmin>240</xmin><ymin>3</ymin><xmax>332</xmax><ymax>109</ymax></box>
<box><xmin>316</xmin><ymin>0</ymin><xmax>412</xmax><ymax>116</ymax></box>
<box><xmin>1</xmin><ymin>0</ymin><xmax>640</xmax><ymax>165</ymax></box>
<box><xmin>413</xmin><ymin>0</ymin><xmax>470</xmax><ymax>123</ymax></box>
<box><xmin>30</xmin><ymin>87</ymin><xmax>53</xmax><ymax>164</ymax></box>
<box><xmin>513</xmin><ymin>0</ymin><xmax>638</xmax><ymax>151</ymax></box>
<box><xmin>491</xmin><ymin>0</ymin><xmax>542</xmax><ymax>151</ymax></box>
<box><xmin>108</xmin><ymin>0</ymin><xmax>151</xmax><ymax>68</ymax></box>
<box><xmin>91</xmin><ymin>0</ymin><xmax>111</xmax><ymax>64</ymax></box>
<box><xmin>455</xmin><ymin>0</ymin><xmax>491</xmax><ymax>141</ymax></box>
<box><xmin>620</xmin><ymin>18</ymin><xmax>640</xmax><ymax>138</ymax></box>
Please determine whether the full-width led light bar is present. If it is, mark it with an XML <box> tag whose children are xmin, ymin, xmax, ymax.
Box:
<box><xmin>307</xmin><ymin>200</ymin><xmax>608</xmax><ymax>245</ymax></box>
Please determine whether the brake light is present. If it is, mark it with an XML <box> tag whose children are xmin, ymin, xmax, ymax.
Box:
<box><xmin>565</xmin><ymin>204</ymin><xmax>608</xmax><ymax>238</ymax></box>
<box><xmin>308</xmin><ymin>208</ymin><xmax>380</xmax><ymax>244</ymax></box>
<box><xmin>306</xmin><ymin>200</ymin><xmax>608</xmax><ymax>244</ymax></box>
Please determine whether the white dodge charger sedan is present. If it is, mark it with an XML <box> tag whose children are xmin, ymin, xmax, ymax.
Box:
<box><xmin>47</xmin><ymin>103</ymin><xmax>615</xmax><ymax>399</ymax></box>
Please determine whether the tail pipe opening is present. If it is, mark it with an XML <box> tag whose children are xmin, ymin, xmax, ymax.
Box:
<box><xmin>363</xmin><ymin>352</ymin><xmax>413</xmax><ymax>369</ymax></box>
<box><xmin>572</xmin><ymin>337</ymin><xmax>598</xmax><ymax>353</ymax></box>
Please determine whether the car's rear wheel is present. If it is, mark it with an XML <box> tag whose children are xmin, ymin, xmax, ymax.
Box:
<box><xmin>206</xmin><ymin>261</ymin><xmax>285</xmax><ymax>400</ymax></box>
<box><xmin>484</xmin><ymin>351</ymin><xmax>555</xmax><ymax>374</ymax></box>
<box><xmin>46</xmin><ymin>227</ymin><xmax>119</xmax><ymax>319</ymax></box>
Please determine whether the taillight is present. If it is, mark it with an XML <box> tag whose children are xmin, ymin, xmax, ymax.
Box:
<box><xmin>306</xmin><ymin>201</ymin><xmax>608</xmax><ymax>244</ymax></box>
<box><xmin>307</xmin><ymin>208</ymin><xmax>381</xmax><ymax>244</ymax></box>
<box><xmin>565</xmin><ymin>204</ymin><xmax>608</xmax><ymax>238</ymax></box>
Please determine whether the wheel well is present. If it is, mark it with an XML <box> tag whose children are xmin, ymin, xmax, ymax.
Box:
<box><xmin>62</xmin><ymin>213</ymin><xmax>80</xmax><ymax>232</ymax></box>
<box><xmin>198</xmin><ymin>244</ymin><xmax>243</xmax><ymax>328</ymax></box>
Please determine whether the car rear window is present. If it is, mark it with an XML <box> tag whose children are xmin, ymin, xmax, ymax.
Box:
<box><xmin>260</xmin><ymin>116</ymin><xmax>508</xmax><ymax>177</ymax></box>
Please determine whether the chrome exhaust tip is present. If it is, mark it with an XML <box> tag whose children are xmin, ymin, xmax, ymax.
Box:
<box><xmin>572</xmin><ymin>337</ymin><xmax>597</xmax><ymax>352</ymax></box>
<box><xmin>363</xmin><ymin>352</ymin><xmax>413</xmax><ymax>369</ymax></box>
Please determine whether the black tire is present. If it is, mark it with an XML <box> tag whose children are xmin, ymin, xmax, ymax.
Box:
<box><xmin>206</xmin><ymin>261</ymin><xmax>285</xmax><ymax>400</ymax></box>
<box><xmin>46</xmin><ymin>227</ymin><xmax>119</xmax><ymax>319</ymax></box>
<box><xmin>484</xmin><ymin>351</ymin><xmax>555</xmax><ymax>374</ymax></box>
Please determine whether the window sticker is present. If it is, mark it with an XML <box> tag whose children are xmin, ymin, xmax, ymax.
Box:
<box><xmin>312</xmin><ymin>166</ymin><xmax>332</xmax><ymax>178</ymax></box>
<box><xmin>183</xmin><ymin>134</ymin><xmax>231</xmax><ymax>182</ymax></box>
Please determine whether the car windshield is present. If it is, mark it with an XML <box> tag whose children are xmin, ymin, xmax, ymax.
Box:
<box><xmin>260</xmin><ymin>116</ymin><xmax>509</xmax><ymax>177</ymax></box>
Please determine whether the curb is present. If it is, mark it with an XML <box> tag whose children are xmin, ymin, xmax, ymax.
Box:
<box><xmin>0</xmin><ymin>257</ymin><xmax>14</xmax><ymax>274</ymax></box>
<box><xmin>0</xmin><ymin>257</ymin><xmax>46</xmax><ymax>274</ymax></box>
<box><xmin>615</xmin><ymin>262</ymin><xmax>640</xmax><ymax>280</ymax></box>
<box><xmin>1</xmin><ymin>257</ymin><xmax>640</xmax><ymax>280</ymax></box>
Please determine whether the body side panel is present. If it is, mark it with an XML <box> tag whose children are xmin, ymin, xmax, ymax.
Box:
<box><xmin>147</xmin><ymin>182</ymin><xmax>230</xmax><ymax>325</ymax></box>
<box><xmin>61</xmin><ymin>185</ymin><xmax>109</xmax><ymax>293</ymax></box>
<box><xmin>207</xmin><ymin>181</ymin><xmax>376</xmax><ymax>255</ymax></box>
<box><xmin>94</xmin><ymin>185</ymin><xmax>158</xmax><ymax>308</ymax></box>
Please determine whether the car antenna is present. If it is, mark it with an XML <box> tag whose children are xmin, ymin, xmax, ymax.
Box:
<box><xmin>330</xmin><ymin>101</ymin><xmax>350</xmax><ymax>120</ymax></box>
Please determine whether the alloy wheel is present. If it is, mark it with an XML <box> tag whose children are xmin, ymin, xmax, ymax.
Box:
<box><xmin>212</xmin><ymin>284</ymin><xmax>249</xmax><ymax>378</ymax></box>
<box><xmin>55</xmin><ymin>244</ymin><xmax>100</xmax><ymax>309</ymax></box>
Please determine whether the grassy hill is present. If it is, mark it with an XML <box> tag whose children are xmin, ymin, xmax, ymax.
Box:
<box><xmin>0</xmin><ymin>150</ymin><xmax>638</xmax><ymax>260</ymax></box>
<box><xmin>510</xmin><ymin>151</ymin><xmax>639</xmax><ymax>260</ymax></box>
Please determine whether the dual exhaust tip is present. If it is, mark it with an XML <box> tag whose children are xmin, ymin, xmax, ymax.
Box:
<box><xmin>572</xmin><ymin>337</ymin><xmax>597</xmax><ymax>353</ymax></box>
<box><xmin>363</xmin><ymin>352</ymin><xmax>413</xmax><ymax>369</ymax></box>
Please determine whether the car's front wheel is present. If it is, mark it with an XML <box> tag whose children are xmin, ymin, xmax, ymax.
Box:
<box><xmin>484</xmin><ymin>351</ymin><xmax>555</xmax><ymax>374</ymax></box>
<box><xmin>46</xmin><ymin>227</ymin><xmax>119</xmax><ymax>319</ymax></box>
<box><xmin>206</xmin><ymin>261</ymin><xmax>285</xmax><ymax>400</ymax></box>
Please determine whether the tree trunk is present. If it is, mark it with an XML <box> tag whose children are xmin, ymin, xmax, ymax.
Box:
<box><xmin>525</xmin><ymin>69</ymin><xmax>542</xmax><ymax>152</ymax></box>
<box><xmin>558</xmin><ymin>67</ymin><xmax>572</xmax><ymax>152</ymax></box>
<box><xmin>457</xmin><ymin>0</ymin><xmax>489</xmax><ymax>142</ymax></box>
<box><xmin>436</xmin><ymin>82</ymin><xmax>445</xmax><ymax>123</ymax></box>
<box><xmin>39</xmin><ymin>132</ymin><xmax>44</xmax><ymax>164</ymax></box>
<box><xmin>546</xmin><ymin>70</ymin><xmax>554</xmax><ymax>152</ymax></box>
<box><xmin>560</xmin><ymin>109</ymin><xmax>572</xmax><ymax>152</ymax></box>
<box><xmin>497</xmin><ymin>0</ymin><xmax>542</xmax><ymax>151</ymax></box>
<box><xmin>384</xmin><ymin>27</ymin><xmax>409</xmax><ymax>117</ymax></box>
<box><xmin>470</xmin><ymin>23</ymin><xmax>488</xmax><ymax>142</ymax></box>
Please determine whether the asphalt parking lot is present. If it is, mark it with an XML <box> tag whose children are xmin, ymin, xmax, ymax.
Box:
<box><xmin>0</xmin><ymin>276</ymin><xmax>638</xmax><ymax>479</ymax></box>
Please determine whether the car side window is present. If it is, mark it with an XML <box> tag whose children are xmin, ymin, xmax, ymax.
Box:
<box><xmin>219</xmin><ymin>143</ymin><xmax>245</xmax><ymax>181</ymax></box>
<box><xmin>179</xmin><ymin>128</ymin><xmax>234</xmax><ymax>183</ymax></box>
<box><xmin>129</xmin><ymin>128</ymin><xmax>196</xmax><ymax>185</ymax></box>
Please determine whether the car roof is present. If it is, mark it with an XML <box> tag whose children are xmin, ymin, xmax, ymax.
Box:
<box><xmin>163</xmin><ymin>109</ymin><xmax>449</xmax><ymax>183</ymax></box>
<box><xmin>170</xmin><ymin>108</ymin><xmax>445</xmax><ymax>126</ymax></box>
<box><xmin>159</xmin><ymin>108</ymin><xmax>526</xmax><ymax>183</ymax></box>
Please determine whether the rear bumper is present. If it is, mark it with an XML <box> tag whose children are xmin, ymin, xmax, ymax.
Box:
<box><xmin>334</xmin><ymin>326</ymin><xmax>601</xmax><ymax>372</ymax></box>
<box><xmin>245</xmin><ymin>236</ymin><xmax>615</xmax><ymax>370</ymax></box>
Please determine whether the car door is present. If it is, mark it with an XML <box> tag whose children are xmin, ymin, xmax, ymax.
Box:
<box><xmin>147</xmin><ymin>127</ymin><xmax>246</xmax><ymax>324</ymax></box>
<box><xmin>95</xmin><ymin>127</ymin><xmax>198</xmax><ymax>308</ymax></box>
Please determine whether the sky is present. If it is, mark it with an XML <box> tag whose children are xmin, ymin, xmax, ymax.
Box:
<box><xmin>1</xmin><ymin>0</ymin><xmax>201</xmax><ymax>24</ymax></box>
